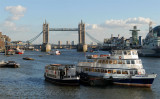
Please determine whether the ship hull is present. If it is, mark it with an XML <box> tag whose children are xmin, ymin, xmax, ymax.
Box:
<box><xmin>44</xmin><ymin>75</ymin><xmax>80</xmax><ymax>86</ymax></box>
<box><xmin>16</xmin><ymin>52</ymin><xmax>24</xmax><ymax>54</ymax></box>
<box><xmin>138</xmin><ymin>48</ymin><xmax>160</xmax><ymax>57</ymax></box>
<box><xmin>113</xmin><ymin>78</ymin><xmax>154</xmax><ymax>87</ymax></box>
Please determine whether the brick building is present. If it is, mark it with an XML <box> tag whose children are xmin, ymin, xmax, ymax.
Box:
<box><xmin>0</xmin><ymin>32</ymin><xmax>11</xmax><ymax>52</ymax></box>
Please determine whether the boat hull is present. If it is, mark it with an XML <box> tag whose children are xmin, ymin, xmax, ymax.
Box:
<box><xmin>44</xmin><ymin>75</ymin><xmax>80</xmax><ymax>86</ymax></box>
<box><xmin>79</xmin><ymin>73</ymin><xmax>112</xmax><ymax>86</ymax></box>
<box><xmin>112</xmin><ymin>78</ymin><xmax>154</xmax><ymax>87</ymax></box>
<box><xmin>16</xmin><ymin>52</ymin><xmax>24</xmax><ymax>54</ymax></box>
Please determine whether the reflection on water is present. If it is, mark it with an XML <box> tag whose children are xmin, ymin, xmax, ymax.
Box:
<box><xmin>0</xmin><ymin>49</ymin><xmax>159</xmax><ymax>99</ymax></box>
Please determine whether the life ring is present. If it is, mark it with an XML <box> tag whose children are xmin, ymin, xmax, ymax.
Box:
<box><xmin>119</xmin><ymin>56</ymin><xmax>122</xmax><ymax>59</ymax></box>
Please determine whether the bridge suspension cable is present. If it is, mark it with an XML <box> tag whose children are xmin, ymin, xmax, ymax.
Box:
<box><xmin>85</xmin><ymin>32</ymin><xmax>103</xmax><ymax>45</ymax></box>
<box><xmin>26</xmin><ymin>31</ymin><xmax>43</xmax><ymax>43</ymax></box>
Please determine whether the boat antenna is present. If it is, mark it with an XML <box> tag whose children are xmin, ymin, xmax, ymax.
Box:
<box><xmin>149</xmin><ymin>21</ymin><xmax>152</xmax><ymax>33</ymax></box>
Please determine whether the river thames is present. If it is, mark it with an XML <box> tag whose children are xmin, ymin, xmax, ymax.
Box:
<box><xmin>0</xmin><ymin>49</ymin><xmax>159</xmax><ymax>99</ymax></box>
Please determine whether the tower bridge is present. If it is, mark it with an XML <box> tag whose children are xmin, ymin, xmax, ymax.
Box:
<box><xmin>42</xmin><ymin>20</ymin><xmax>87</xmax><ymax>52</ymax></box>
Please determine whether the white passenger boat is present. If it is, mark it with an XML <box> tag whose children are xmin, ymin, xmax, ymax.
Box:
<box><xmin>44</xmin><ymin>64</ymin><xmax>80</xmax><ymax>85</ymax></box>
<box><xmin>48</xmin><ymin>50</ymin><xmax>60</xmax><ymax>55</ymax></box>
<box><xmin>77</xmin><ymin>50</ymin><xmax>157</xmax><ymax>87</ymax></box>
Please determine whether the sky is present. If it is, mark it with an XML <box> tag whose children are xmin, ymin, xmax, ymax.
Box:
<box><xmin>1</xmin><ymin>0</ymin><xmax>160</xmax><ymax>44</ymax></box>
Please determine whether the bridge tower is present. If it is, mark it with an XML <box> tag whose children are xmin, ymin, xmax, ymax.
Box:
<box><xmin>41</xmin><ymin>20</ymin><xmax>51</xmax><ymax>52</ymax></box>
<box><xmin>77</xmin><ymin>20</ymin><xmax>87</xmax><ymax>52</ymax></box>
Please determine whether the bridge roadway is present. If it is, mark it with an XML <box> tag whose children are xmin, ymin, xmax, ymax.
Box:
<box><xmin>49</xmin><ymin>28</ymin><xmax>78</xmax><ymax>31</ymax></box>
<box><xmin>33</xmin><ymin>44</ymin><xmax>98</xmax><ymax>50</ymax></box>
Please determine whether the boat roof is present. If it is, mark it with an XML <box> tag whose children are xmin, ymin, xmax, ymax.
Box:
<box><xmin>49</xmin><ymin>64</ymin><xmax>75</xmax><ymax>67</ymax></box>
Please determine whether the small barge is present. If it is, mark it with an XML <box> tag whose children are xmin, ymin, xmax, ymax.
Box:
<box><xmin>44</xmin><ymin>64</ymin><xmax>80</xmax><ymax>85</ymax></box>
<box><xmin>23</xmin><ymin>57</ymin><xmax>34</xmax><ymax>60</ymax></box>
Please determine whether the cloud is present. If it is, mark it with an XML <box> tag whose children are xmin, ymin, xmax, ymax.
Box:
<box><xmin>86</xmin><ymin>17</ymin><xmax>153</xmax><ymax>29</ymax></box>
<box><xmin>5</xmin><ymin>5</ymin><xmax>26</xmax><ymax>21</ymax></box>
<box><xmin>0</xmin><ymin>5</ymin><xmax>29</xmax><ymax>40</ymax></box>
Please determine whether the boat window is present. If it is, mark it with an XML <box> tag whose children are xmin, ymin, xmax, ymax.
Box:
<box><xmin>109</xmin><ymin>60</ymin><xmax>113</xmax><ymax>64</ymax></box>
<box><xmin>118</xmin><ymin>60</ymin><xmax>122</xmax><ymax>64</ymax></box>
<box><xmin>127</xmin><ymin>60</ymin><xmax>130</xmax><ymax>64</ymax></box>
<box><xmin>113</xmin><ymin>60</ymin><xmax>117</xmax><ymax>64</ymax></box>
<box><xmin>89</xmin><ymin>68</ymin><xmax>92</xmax><ymax>71</ymax></box>
<box><xmin>139</xmin><ymin>60</ymin><xmax>142</xmax><ymax>64</ymax></box>
<box><xmin>105</xmin><ymin>69</ymin><xmax>108</xmax><ymax>73</ymax></box>
<box><xmin>108</xmin><ymin>70</ymin><xmax>113</xmax><ymax>74</ymax></box>
<box><xmin>127</xmin><ymin>51</ymin><xmax>131</xmax><ymax>55</ymax></box>
<box><xmin>51</xmin><ymin>67</ymin><xmax>55</xmax><ymax>70</ymax></box>
<box><xmin>98</xmin><ymin>60</ymin><xmax>102</xmax><ymax>63</ymax></box>
<box><xmin>85</xmin><ymin>68</ymin><xmax>88</xmax><ymax>71</ymax></box>
<box><xmin>102</xmin><ymin>60</ymin><xmax>106</xmax><ymax>64</ymax></box>
<box><xmin>134</xmin><ymin>70</ymin><xmax>138</xmax><ymax>74</ymax></box>
<box><xmin>124</xmin><ymin>51</ymin><xmax>127</xmax><ymax>55</ymax></box>
<box><xmin>133</xmin><ymin>51</ymin><xmax>138</xmax><ymax>55</ymax></box>
<box><xmin>130</xmin><ymin>70</ymin><xmax>133</xmax><ymax>75</ymax></box>
<box><xmin>117</xmin><ymin>70</ymin><xmax>121</xmax><ymax>74</ymax></box>
<box><xmin>92</xmin><ymin>68</ymin><xmax>94</xmax><ymax>72</ymax></box>
<box><xmin>101</xmin><ymin>69</ymin><xmax>104</xmax><ymax>73</ymax></box>
<box><xmin>105</xmin><ymin>60</ymin><xmax>108</xmax><ymax>64</ymax></box>
<box><xmin>117</xmin><ymin>51</ymin><xmax>122</xmax><ymax>55</ymax></box>
<box><xmin>136</xmin><ymin>60</ymin><xmax>139</xmax><ymax>64</ymax></box>
<box><xmin>131</xmin><ymin>60</ymin><xmax>135</xmax><ymax>64</ymax></box>
<box><xmin>122</xmin><ymin>70</ymin><xmax>128</xmax><ymax>74</ymax></box>
<box><xmin>132</xmin><ymin>51</ymin><xmax>134</xmax><ymax>55</ymax></box>
<box><xmin>113</xmin><ymin>70</ymin><xmax>116</xmax><ymax>74</ymax></box>
<box><xmin>97</xmin><ymin>69</ymin><xmax>100</xmax><ymax>72</ymax></box>
<box><xmin>122</xmin><ymin>60</ymin><xmax>126</xmax><ymax>64</ymax></box>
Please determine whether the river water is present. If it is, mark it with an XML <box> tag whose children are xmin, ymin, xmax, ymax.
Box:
<box><xmin>0</xmin><ymin>49</ymin><xmax>159</xmax><ymax>99</ymax></box>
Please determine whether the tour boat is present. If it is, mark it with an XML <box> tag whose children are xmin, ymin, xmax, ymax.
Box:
<box><xmin>77</xmin><ymin>50</ymin><xmax>157</xmax><ymax>87</ymax></box>
<box><xmin>0</xmin><ymin>60</ymin><xmax>20</xmax><ymax>68</ymax></box>
<box><xmin>15</xmin><ymin>48</ymin><xmax>24</xmax><ymax>54</ymax></box>
<box><xmin>44</xmin><ymin>64</ymin><xmax>80</xmax><ymax>85</ymax></box>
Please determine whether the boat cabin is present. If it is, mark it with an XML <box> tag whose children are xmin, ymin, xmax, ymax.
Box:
<box><xmin>45</xmin><ymin>64</ymin><xmax>77</xmax><ymax>79</ymax></box>
<box><xmin>110</xmin><ymin>50</ymin><xmax>138</xmax><ymax>59</ymax></box>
